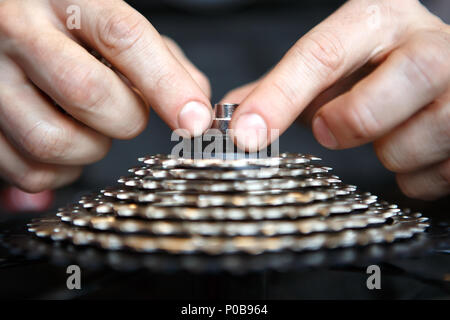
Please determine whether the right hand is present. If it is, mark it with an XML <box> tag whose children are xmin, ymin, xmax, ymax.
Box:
<box><xmin>0</xmin><ymin>0</ymin><xmax>212</xmax><ymax>192</ymax></box>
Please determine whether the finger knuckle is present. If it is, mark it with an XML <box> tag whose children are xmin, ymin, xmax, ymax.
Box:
<box><xmin>398</xmin><ymin>38</ymin><xmax>449</xmax><ymax>93</ymax></box>
<box><xmin>54</xmin><ymin>62</ymin><xmax>109</xmax><ymax>112</ymax></box>
<box><xmin>0</xmin><ymin>1</ymin><xmax>21</xmax><ymax>38</ymax></box>
<box><xmin>16</xmin><ymin>168</ymin><xmax>54</xmax><ymax>193</ymax></box>
<box><xmin>97</xmin><ymin>9</ymin><xmax>148</xmax><ymax>55</ymax></box>
<box><xmin>343</xmin><ymin>93</ymin><xmax>382</xmax><ymax>140</ymax></box>
<box><xmin>374</xmin><ymin>139</ymin><xmax>403</xmax><ymax>172</ymax></box>
<box><xmin>396</xmin><ymin>174</ymin><xmax>421</xmax><ymax>199</ymax></box>
<box><xmin>90</xmin><ymin>137</ymin><xmax>112</xmax><ymax>162</ymax></box>
<box><xmin>294</xmin><ymin>30</ymin><xmax>345</xmax><ymax>81</ymax></box>
<box><xmin>120</xmin><ymin>113</ymin><xmax>148</xmax><ymax>139</ymax></box>
<box><xmin>270</xmin><ymin>75</ymin><xmax>299</xmax><ymax>114</ymax></box>
<box><xmin>154</xmin><ymin>68</ymin><xmax>179</xmax><ymax>92</ymax></box>
<box><xmin>21</xmin><ymin>122</ymin><xmax>72</xmax><ymax>162</ymax></box>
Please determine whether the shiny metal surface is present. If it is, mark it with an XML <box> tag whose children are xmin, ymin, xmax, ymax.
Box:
<box><xmin>56</xmin><ymin>205</ymin><xmax>399</xmax><ymax>236</ymax></box>
<box><xmin>26</xmin><ymin>152</ymin><xmax>429</xmax><ymax>255</ymax></box>
<box><xmin>117</xmin><ymin>175</ymin><xmax>341</xmax><ymax>191</ymax></box>
<box><xmin>211</xmin><ymin>103</ymin><xmax>238</xmax><ymax>133</ymax></box>
<box><xmin>76</xmin><ymin>192</ymin><xmax>378</xmax><ymax>220</ymax></box>
<box><xmin>100</xmin><ymin>184</ymin><xmax>356</xmax><ymax>206</ymax></box>
<box><xmin>128</xmin><ymin>164</ymin><xmax>332</xmax><ymax>180</ymax></box>
<box><xmin>28</xmin><ymin>213</ymin><xmax>428</xmax><ymax>254</ymax></box>
<box><xmin>138</xmin><ymin>153</ymin><xmax>320</xmax><ymax>168</ymax></box>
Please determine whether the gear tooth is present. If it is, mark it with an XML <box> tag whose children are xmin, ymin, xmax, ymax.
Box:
<box><xmin>22</xmin><ymin>107</ymin><xmax>428</xmax><ymax>260</ymax></box>
<box><xmin>25</xmin><ymin>151</ymin><xmax>428</xmax><ymax>256</ymax></box>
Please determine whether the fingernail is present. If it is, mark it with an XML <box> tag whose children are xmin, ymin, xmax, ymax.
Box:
<box><xmin>178</xmin><ymin>101</ymin><xmax>212</xmax><ymax>137</ymax></box>
<box><xmin>313</xmin><ymin>116</ymin><xmax>338</xmax><ymax>149</ymax></box>
<box><xmin>233</xmin><ymin>113</ymin><xmax>267</xmax><ymax>152</ymax></box>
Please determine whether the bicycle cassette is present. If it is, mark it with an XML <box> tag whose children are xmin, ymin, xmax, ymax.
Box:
<box><xmin>27</xmin><ymin>152</ymin><xmax>429</xmax><ymax>255</ymax></box>
<box><xmin>26</xmin><ymin>104</ymin><xmax>429</xmax><ymax>256</ymax></box>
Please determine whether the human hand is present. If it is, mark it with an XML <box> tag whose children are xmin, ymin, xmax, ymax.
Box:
<box><xmin>0</xmin><ymin>0</ymin><xmax>212</xmax><ymax>192</ymax></box>
<box><xmin>224</xmin><ymin>0</ymin><xmax>450</xmax><ymax>200</ymax></box>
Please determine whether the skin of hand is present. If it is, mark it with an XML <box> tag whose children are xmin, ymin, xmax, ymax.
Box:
<box><xmin>0</xmin><ymin>0</ymin><xmax>212</xmax><ymax>192</ymax></box>
<box><xmin>223</xmin><ymin>0</ymin><xmax>450</xmax><ymax>200</ymax></box>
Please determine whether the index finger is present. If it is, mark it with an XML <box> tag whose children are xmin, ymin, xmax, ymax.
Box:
<box><xmin>229</xmin><ymin>0</ymin><xmax>428</xmax><ymax>151</ymax></box>
<box><xmin>52</xmin><ymin>0</ymin><xmax>212</xmax><ymax>136</ymax></box>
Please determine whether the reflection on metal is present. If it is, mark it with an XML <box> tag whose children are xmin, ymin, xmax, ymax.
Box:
<box><xmin>26</xmin><ymin>152</ymin><xmax>429</xmax><ymax>255</ymax></box>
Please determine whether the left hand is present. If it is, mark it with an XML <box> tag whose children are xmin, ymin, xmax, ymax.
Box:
<box><xmin>223</xmin><ymin>0</ymin><xmax>450</xmax><ymax>200</ymax></box>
